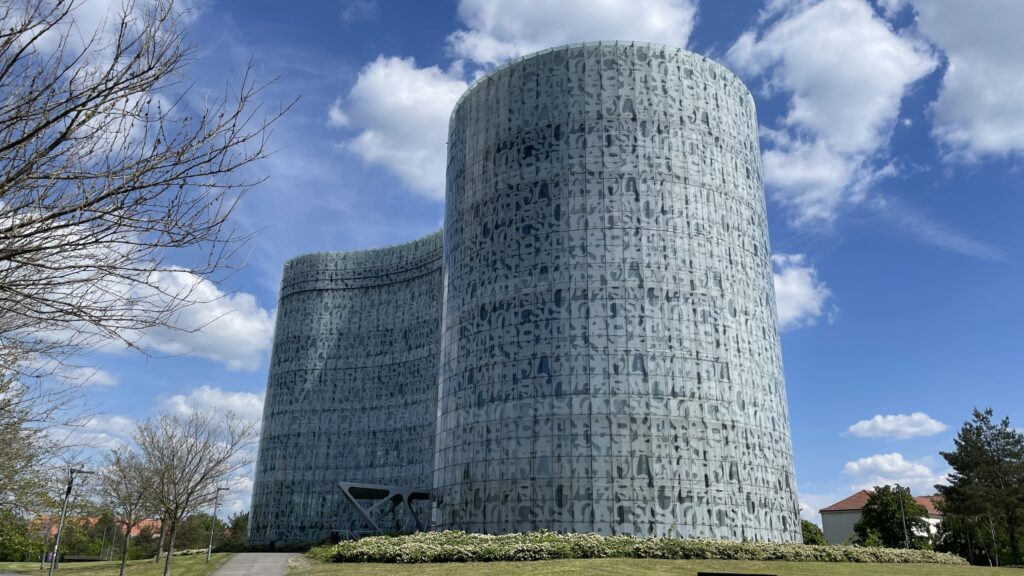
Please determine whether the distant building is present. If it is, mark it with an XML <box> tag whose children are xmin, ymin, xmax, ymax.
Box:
<box><xmin>34</xmin><ymin>516</ymin><xmax>161</xmax><ymax>538</ymax></box>
<box><xmin>819</xmin><ymin>490</ymin><xmax>942</xmax><ymax>544</ymax></box>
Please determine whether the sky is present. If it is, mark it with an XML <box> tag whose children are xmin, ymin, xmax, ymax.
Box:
<box><xmin>58</xmin><ymin>0</ymin><xmax>1023</xmax><ymax>523</ymax></box>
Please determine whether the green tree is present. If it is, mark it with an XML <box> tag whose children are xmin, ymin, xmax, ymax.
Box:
<box><xmin>854</xmin><ymin>485</ymin><xmax>930</xmax><ymax>549</ymax></box>
<box><xmin>170</xmin><ymin>513</ymin><xmax>225</xmax><ymax>551</ymax></box>
<box><xmin>218</xmin><ymin>511</ymin><xmax>248</xmax><ymax>552</ymax></box>
<box><xmin>0</xmin><ymin>509</ymin><xmax>46</xmax><ymax>561</ymax></box>
<box><xmin>129</xmin><ymin>523</ymin><xmax>161</xmax><ymax>560</ymax></box>
<box><xmin>801</xmin><ymin>519</ymin><xmax>826</xmax><ymax>545</ymax></box>
<box><xmin>937</xmin><ymin>408</ymin><xmax>1024</xmax><ymax>566</ymax></box>
<box><xmin>935</xmin><ymin>513</ymin><xmax>1005</xmax><ymax>567</ymax></box>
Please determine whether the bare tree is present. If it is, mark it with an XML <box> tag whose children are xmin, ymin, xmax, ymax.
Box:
<box><xmin>99</xmin><ymin>445</ymin><xmax>148</xmax><ymax>576</ymax></box>
<box><xmin>0</xmin><ymin>355</ymin><xmax>80</xmax><ymax>515</ymax></box>
<box><xmin>0</xmin><ymin>0</ymin><xmax>289</xmax><ymax>378</ymax></box>
<box><xmin>134</xmin><ymin>409</ymin><xmax>256</xmax><ymax>576</ymax></box>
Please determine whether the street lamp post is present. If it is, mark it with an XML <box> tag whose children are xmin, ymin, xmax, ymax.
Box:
<box><xmin>896</xmin><ymin>484</ymin><xmax>911</xmax><ymax>549</ymax></box>
<box><xmin>49</xmin><ymin>467</ymin><xmax>93</xmax><ymax>576</ymax></box>
<box><xmin>206</xmin><ymin>487</ymin><xmax>230</xmax><ymax>563</ymax></box>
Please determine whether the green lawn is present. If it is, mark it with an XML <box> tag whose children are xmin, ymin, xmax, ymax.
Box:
<box><xmin>287</xmin><ymin>556</ymin><xmax>1019</xmax><ymax>576</ymax></box>
<box><xmin>0</xmin><ymin>553</ymin><xmax>231</xmax><ymax>575</ymax></box>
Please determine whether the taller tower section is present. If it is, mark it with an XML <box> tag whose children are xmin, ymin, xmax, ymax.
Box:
<box><xmin>436</xmin><ymin>42</ymin><xmax>800</xmax><ymax>540</ymax></box>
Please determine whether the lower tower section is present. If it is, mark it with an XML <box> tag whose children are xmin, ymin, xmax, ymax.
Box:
<box><xmin>248</xmin><ymin>232</ymin><xmax>442</xmax><ymax>545</ymax></box>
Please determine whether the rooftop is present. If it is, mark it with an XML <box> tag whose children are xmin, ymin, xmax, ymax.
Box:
<box><xmin>820</xmin><ymin>490</ymin><xmax>943</xmax><ymax>516</ymax></box>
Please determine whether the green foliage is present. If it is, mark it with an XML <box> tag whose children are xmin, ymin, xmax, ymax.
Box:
<box><xmin>0</xmin><ymin>552</ymin><xmax>231</xmax><ymax>575</ymax></box>
<box><xmin>853</xmin><ymin>485</ymin><xmax>931</xmax><ymax>549</ymax></box>
<box><xmin>129</xmin><ymin>523</ymin><xmax>161</xmax><ymax>560</ymax></box>
<box><xmin>801</xmin><ymin>520</ymin><xmax>826</xmax><ymax>546</ymax></box>
<box><xmin>54</xmin><ymin>514</ymin><xmax>121</xmax><ymax>559</ymax></box>
<box><xmin>307</xmin><ymin>531</ymin><xmax>966</xmax><ymax>565</ymax></box>
<box><xmin>168</xmin><ymin>513</ymin><xmax>225</xmax><ymax>551</ymax></box>
<box><xmin>859</xmin><ymin>530</ymin><xmax>884</xmax><ymax>548</ymax></box>
<box><xmin>937</xmin><ymin>407</ymin><xmax>1024</xmax><ymax>566</ymax></box>
<box><xmin>216</xmin><ymin>511</ymin><xmax>249</xmax><ymax>552</ymax></box>
<box><xmin>0</xmin><ymin>510</ymin><xmax>45</xmax><ymax>562</ymax></box>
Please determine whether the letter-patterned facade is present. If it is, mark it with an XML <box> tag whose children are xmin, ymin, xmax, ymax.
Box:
<box><xmin>250</xmin><ymin>42</ymin><xmax>801</xmax><ymax>545</ymax></box>
<box><xmin>248</xmin><ymin>232</ymin><xmax>442</xmax><ymax>544</ymax></box>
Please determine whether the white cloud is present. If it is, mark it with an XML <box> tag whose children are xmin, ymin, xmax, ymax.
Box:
<box><xmin>843</xmin><ymin>452</ymin><xmax>947</xmax><ymax>495</ymax></box>
<box><xmin>57</xmin><ymin>365</ymin><xmax>119</xmax><ymax>388</ymax></box>
<box><xmin>132</xmin><ymin>270</ymin><xmax>275</xmax><ymax>371</ymax></box>
<box><xmin>330</xmin><ymin>56</ymin><xmax>467</xmax><ymax>199</ymax></box>
<box><xmin>847</xmin><ymin>412</ymin><xmax>948</xmax><ymax>440</ymax></box>
<box><xmin>798</xmin><ymin>490</ymin><xmax>847</xmax><ymax>525</ymax></box>
<box><xmin>162</xmin><ymin>385</ymin><xmax>263</xmax><ymax>515</ymax></box>
<box><xmin>772</xmin><ymin>254</ymin><xmax>832</xmax><ymax>330</ymax></box>
<box><xmin>55</xmin><ymin>414</ymin><xmax>136</xmax><ymax>449</ymax></box>
<box><xmin>727</xmin><ymin>0</ymin><xmax>936</xmax><ymax>223</ymax></box>
<box><xmin>219</xmin><ymin>472</ymin><xmax>254</xmax><ymax>516</ymax></box>
<box><xmin>447</xmin><ymin>0</ymin><xmax>697</xmax><ymax>66</ymax></box>
<box><xmin>24</xmin><ymin>358</ymin><xmax>120</xmax><ymax>388</ymax></box>
<box><xmin>876</xmin><ymin>0</ymin><xmax>908</xmax><ymax>18</ymax></box>
<box><xmin>25</xmin><ymin>0</ymin><xmax>203</xmax><ymax>57</ymax></box>
<box><xmin>907</xmin><ymin>0</ymin><xmax>1024</xmax><ymax>158</ymax></box>
<box><xmin>163</xmin><ymin>385</ymin><xmax>264</xmax><ymax>422</ymax></box>
<box><xmin>326</xmin><ymin>97</ymin><xmax>349</xmax><ymax>128</ymax></box>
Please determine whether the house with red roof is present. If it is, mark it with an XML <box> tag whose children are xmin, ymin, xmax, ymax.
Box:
<box><xmin>819</xmin><ymin>490</ymin><xmax>942</xmax><ymax>545</ymax></box>
<box><xmin>35</xmin><ymin>516</ymin><xmax>162</xmax><ymax>539</ymax></box>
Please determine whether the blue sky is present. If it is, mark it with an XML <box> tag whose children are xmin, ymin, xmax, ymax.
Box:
<box><xmin>64</xmin><ymin>0</ymin><xmax>1023</xmax><ymax>521</ymax></box>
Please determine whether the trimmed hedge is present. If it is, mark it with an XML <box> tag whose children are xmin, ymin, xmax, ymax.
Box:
<box><xmin>308</xmin><ymin>531</ymin><xmax>967</xmax><ymax>565</ymax></box>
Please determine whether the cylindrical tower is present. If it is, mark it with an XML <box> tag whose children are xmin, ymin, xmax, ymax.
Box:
<box><xmin>436</xmin><ymin>42</ymin><xmax>800</xmax><ymax>540</ymax></box>
<box><xmin>249</xmin><ymin>232</ymin><xmax>442</xmax><ymax>545</ymax></box>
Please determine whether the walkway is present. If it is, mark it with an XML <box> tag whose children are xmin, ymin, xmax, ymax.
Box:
<box><xmin>211</xmin><ymin>553</ymin><xmax>297</xmax><ymax>576</ymax></box>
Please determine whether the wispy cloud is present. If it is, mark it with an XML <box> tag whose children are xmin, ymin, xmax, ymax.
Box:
<box><xmin>871</xmin><ymin>197</ymin><xmax>1005</xmax><ymax>261</ymax></box>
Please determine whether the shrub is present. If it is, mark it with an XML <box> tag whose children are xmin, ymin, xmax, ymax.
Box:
<box><xmin>801</xmin><ymin>520</ymin><xmax>826</xmax><ymax>546</ymax></box>
<box><xmin>171</xmin><ymin>548</ymin><xmax>209</xmax><ymax>556</ymax></box>
<box><xmin>307</xmin><ymin>531</ymin><xmax>967</xmax><ymax>564</ymax></box>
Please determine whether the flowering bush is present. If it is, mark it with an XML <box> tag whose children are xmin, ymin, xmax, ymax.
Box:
<box><xmin>307</xmin><ymin>531</ymin><xmax>967</xmax><ymax>565</ymax></box>
<box><xmin>171</xmin><ymin>548</ymin><xmax>209</xmax><ymax>556</ymax></box>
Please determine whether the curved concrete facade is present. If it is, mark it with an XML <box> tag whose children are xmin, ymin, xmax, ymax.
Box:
<box><xmin>435</xmin><ymin>42</ymin><xmax>800</xmax><ymax>540</ymax></box>
<box><xmin>248</xmin><ymin>232</ymin><xmax>442</xmax><ymax>545</ymax></box>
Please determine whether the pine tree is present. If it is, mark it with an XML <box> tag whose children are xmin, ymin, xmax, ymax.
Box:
<box><xmin>937</xmin><ymin>408</ymin><xmax>1024</xmax><ymax>565</ymax></box>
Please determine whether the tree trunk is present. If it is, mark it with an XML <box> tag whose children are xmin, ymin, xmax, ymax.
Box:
<box><xmin>155</xmin><ymin>518</ymin><xmax>165</xmax><ymax>563</ymax></box>
<box><xmin>974</xmin><ymin>521</ymin><xmax>992</xmax><ymax>566</ymax></box>
<box><xmin>965</xmin><ymin>519</ymin><xmax>974</xmax><ymax>565</ymax></box>
<box><xmin>989</xmin><ymin>515</ymin><xmax>1000</xmax><ymax>567</ymax></box>
<box><xmin>119</xmin><ymin>523</ymin><xmax>130</xmax><ymax>576</ymax></box>
<box><xmin>1009</xmin><ymin>514</ymin><xmax>1019</xmax><ymax>567</ymax></box>
<box><xmin>162</xmin><ymin>519</ymin><xmax>176</xmax><ymax>576</ymax></box>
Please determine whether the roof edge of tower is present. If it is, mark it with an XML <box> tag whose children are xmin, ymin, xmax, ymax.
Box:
<box><xmin>281</xmin><ymin>227</ymin><xmax>442</xmax><ymax>270</ymax></box>
<box><xmin>448</xmin><ymin>40</ymin><xmax>751</xmax><ymax>124</ymax></box>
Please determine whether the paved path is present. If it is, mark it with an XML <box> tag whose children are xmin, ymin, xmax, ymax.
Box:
<box><xmin>211</xmin><ymin>553</ymin><xmax>297</xmax><ymax>576</ymax></box>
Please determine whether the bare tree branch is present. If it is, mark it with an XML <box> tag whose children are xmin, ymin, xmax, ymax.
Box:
<box><xmin>0</xmin><ymin>0</ymin><xmax>291</xmax><ymax>377</ymax></box>
<box><xmin>135</xmin><ymin>408</ymin><xmax>256</xmax><ymax>576</ymax></box>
